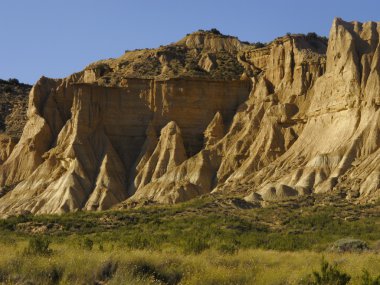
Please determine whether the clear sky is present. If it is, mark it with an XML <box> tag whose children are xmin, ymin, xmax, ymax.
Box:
<box><xmin>1</xmin><ymin>0</ymin><xmax>379</xmax><ymax>84</ymax></box>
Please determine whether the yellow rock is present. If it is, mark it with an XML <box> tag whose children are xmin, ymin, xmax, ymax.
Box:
<box><xmin>0</xmin><ymin>19</ymin><xmax>379</xmax><ymax>215</ymax></box>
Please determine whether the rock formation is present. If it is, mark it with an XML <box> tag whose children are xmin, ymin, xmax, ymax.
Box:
<box><xmin>0</xmin><ymin>19</ymin><xmax>378</xmax><ymax>215</ymax></box>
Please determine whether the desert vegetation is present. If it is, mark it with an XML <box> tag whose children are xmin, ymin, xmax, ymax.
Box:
<box><xmin>0</xmin><ymin>77</ymin><xmax>30</xmax><ymax>138</ymax></box>
<box><xmin>0</xmin><ymin>238</ymin><xmax>379</xmax><ymax>284</ymax></box>
<box><xmin>0</xmin><ymin>195</ymin><xmax>379</xmax><ymax>284</ymax></box>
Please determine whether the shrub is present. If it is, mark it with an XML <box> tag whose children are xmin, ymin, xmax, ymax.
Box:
<box><xmin>80</xmin><ymin>237</ymin><xmax>94</xmax><ymax>250</ymax></box>
<box><xmin>184</xmin><ymin>236</ymin><xmax>210</xmax><ymax>254</ymax></box>
<box><xmin>96</xmin><ymin>260</ymin><xmax>118</xmax><ymax>282</ymax></box>
<box><xmin>209</xmin><ymin>28</ymin><xmax>221</xmax><ymax>35</ymax></box>
<box><xmin>217</xmin><ymin>239</ymin><xmax>240</xmax><ymax>255</ymax></box>
<box><xmin>45</xmin><ymin>264</ymin><xmax>63</xmax><ymax>284</ymax></box>
<box><xmin>3</xmin><ymin>86</ymin><xmax>12</xmax><ymax>93</ymax></box>
<box><xmin>130</xmin><ymin>258</ymin><xmax>182</xmax><ymax>285</ymax></box>
<box><xmin>24</xmin><ymin>236</ymin><xmax>52</xmax><ymax>256</ymax></box>
<box><xmin>0</xmin><ymin>268</ymin><xmax>6</xmax><ymax>282</ymax></box>
<box><xmin>361</xmin><ymin>270</ymin><xmax>380</xmax><ymax>285</ymax></box>
<box><xmin>310</xmin><ymin>258</ymin><xmax>351</xmax><ymax>285</ymax></box>
<box><xmin>217</xmin><ymin>243</ymin><xmax>239</xmax><ymax>255</ymax></box>
<box><xmin>127</xmin><ymin>234</ymin><xmax>150</xmax><ymax>249</ymax></box>
<box><xmin>306</xmin><ymin>32</ymin><xmax>318</xmax><ymax>39</ymax></box>
<box><xmin>253</xmin><ymin>42</ymin><xmax>266</xmax><ymax>48</ymax></box>
<box><xmin>7</xmin><ymin>78</ymin><xmax>19</xmax><ymax>85</ymax></box>
<box><xmin>305</xmin><ymin>32</ymin><xmax>328</xmax><ymax>44</ymax></box>
<box><xmin>330</xmin><ymin>238</ymin><xmax>369</xmax><ymax>253</ymax></box>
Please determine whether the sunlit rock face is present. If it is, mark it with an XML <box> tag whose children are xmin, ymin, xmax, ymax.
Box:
<box><xmin>0</xmin><ymin>18</ymin><xmax>379</xmax><ymax>215</ymax></box>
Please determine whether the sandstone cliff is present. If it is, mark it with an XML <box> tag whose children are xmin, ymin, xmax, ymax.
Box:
<box><xmin>0</xmin><ymin>20</ymin><xmax>378</xmax><ymax>215</ymax></box>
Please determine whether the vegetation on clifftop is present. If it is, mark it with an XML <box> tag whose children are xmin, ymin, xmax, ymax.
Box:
<box><xmin>0</xmin><ymin>78</ymin><xmax>30</xmax><ymax>138</ymax></box>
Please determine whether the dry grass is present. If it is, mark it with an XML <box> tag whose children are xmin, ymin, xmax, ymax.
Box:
<box><xmin>0</xmin><ymin>241</ymin><xmax>379</xmax><ymax>285</ymax></box>
<box><xmin>0</xmin><ymin>197</ymin><xmax>378</xmax><ymax>284</ymax></box>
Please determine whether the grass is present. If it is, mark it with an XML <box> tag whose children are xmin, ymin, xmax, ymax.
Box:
<box><xmin>0</xmin><ymin>243</ymin><xmax>379</xmax><ymax>285</ymax></box>
<box><xmin>0</xmin><ymin>194</ymin><xmax>379</xmax><ymax>284</ymax></box>
<box><xmin>3</xmin><ymin>195</ymin><xmax>378</xmax><ymax>252</ymax></box>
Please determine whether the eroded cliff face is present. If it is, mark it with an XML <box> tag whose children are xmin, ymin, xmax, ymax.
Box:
<box><xmin>234</xmin><ymin>18</ymin><xmax>380</xmax><ymax>202</ymax></box>
<box><xmin>0</xmin><ymin>75</ymin><xmax>250</xmax><ymax>214</ymax></box>
<box><xmin>0</xmin><ymin>19</ymin><xmax>378</xmax><ymax>215</ymax></box>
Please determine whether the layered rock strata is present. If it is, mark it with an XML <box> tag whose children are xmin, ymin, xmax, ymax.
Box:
<box><xmin>0</xmin><ymin>19</ymin><xmax>378</xmax><ymax>215</ymax></box>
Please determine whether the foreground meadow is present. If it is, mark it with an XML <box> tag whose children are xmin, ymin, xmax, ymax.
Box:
<box><xmin>0</xmin><ymin>243</ymin><xmax>379</xmax><ymax>285</ymax></box>
<box><xmin>0</xmin><ymin>194</ymin><xmax>379</xmax><ymax>284</ymax></box>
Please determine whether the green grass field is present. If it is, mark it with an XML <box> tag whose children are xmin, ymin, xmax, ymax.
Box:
<box><xmin>0</xmin><ymin>194</ymin><xmax>379</xmax><ymax>284</ymax></box>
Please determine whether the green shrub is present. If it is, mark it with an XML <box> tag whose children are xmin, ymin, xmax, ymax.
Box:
<box><xmin>43</xmin><ymin>264</ymin><xmax>63</xmax><ymax>284</ymax></box>
<box><xmin>305</xmin><ymin>32</ymin><xmax>328</xmax><ymax>45</ymax></box>
<box><xmin>253</xmin><ymin>42</ymin><xmax>266</xmax><ymax>48</ymax></box>
<box><xmin>310</xmin><ymin>258</ymin><xmax>351</xmax><ymax>285</ymax></box>
<box><xmin>126</xmin><ymin>234</ymin><xmax>150</xmax><ymax>249</ymax></box>
<box><xmin>0</xmin><ymin>268</ymin><xmax>6</xmax><ymax>282</ymax></box>
<box><xmin>209</xmin><ymin>28</ymin><xmax>221</xmax><ymax>35</ymax></box>
<box><xmin>361</xmin><ymin>270</ymin><xmax>380</xmax><ymax>285</ymax></box>
<box><xmin>217</xmin><ymin>239</ymin><xmax>240</xmax><ymax>255</ymax></box>
<box><xmin>3</xmin><ymin>86</ymin><xmax>12</xmax><ymax>93</ymax></box>
<box><xmin>306</xmin><ymin>32</ymin><xmax>318</xmax><ymax>39</ymax></box>
<box><xmin>130</xmin><ymin>258</ymin><xmax>182</xmax><ymax>285</ymax></box>
<box><xmin>7</xmin><ymin>78</ymin><xmax>19</xmax><ymax>85</ymax></box>
<box><xmin>184</xmin><ymin>236</ymin><xmax>210</xmax><ymax>254</ymax></box>
<box><xmin>96</xmin><ymin>260</ymin><xmax>118</xmax><ymax>282</ymax></box>
<box><xmin>80</xmin><ymin>237</ymin><xmax>94</xmax><ymax>250</ymax></box>
<box><xmin>24</xmin><ymin>236</ymin><xmax>52</xmax><ymax>256</ymax></box>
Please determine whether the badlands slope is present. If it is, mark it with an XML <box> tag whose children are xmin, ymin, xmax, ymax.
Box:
<box><xmin>0</xmin><ymin>18</ymin><xmax>378</xmax><ymax>215</ymax></box>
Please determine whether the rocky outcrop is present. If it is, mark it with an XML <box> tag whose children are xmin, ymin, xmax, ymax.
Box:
<box><xmin>238</xmin><ymin>18</ymin><xmax>380</xmax><ymax>202</ymax></box>
<box><xmin>133</xmin><ymin>121</ymin><xmax>187</xmax><ymax>192</ymax></box>
<box><xmin>0</xmin><ymin>135</ymin><xmax>16</xmax><ymax>165</ymax></box>
<box><xmin>0</xmin><ymin>18</ymin><xmax>378</xmax><ymax>215</ymax></box>
<box><xmin>177</xmin><ymin>30</ymin><xmax>244</xmax><ymax>53</ymax></box>
<box><xmin>204</xmin><ymin>112</ymin><xmax>225</xmax><ymax>149</ymax></box>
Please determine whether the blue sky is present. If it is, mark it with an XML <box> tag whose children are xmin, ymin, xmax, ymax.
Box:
<box><xmin>1</xmin><ymin>0</ymin><xmax>379</xmax><ymax>84</ymax></box>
